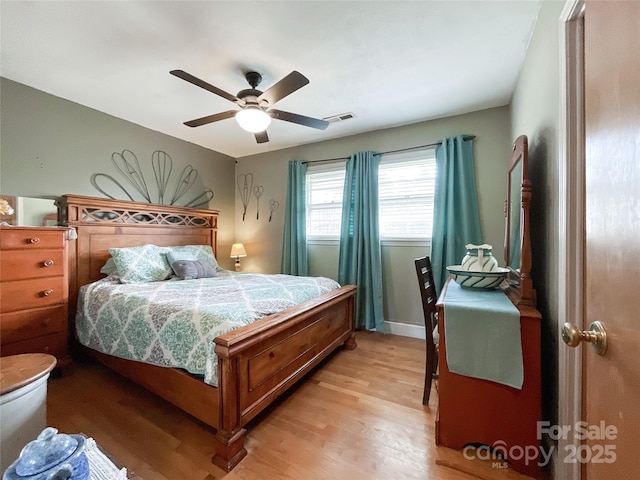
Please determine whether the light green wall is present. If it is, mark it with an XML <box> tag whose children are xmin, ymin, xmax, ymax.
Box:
<box><xmin>0</xmin><ymin>78</ymin><xmax>516</xmax><ymax>330</ymax></box>
<box><xmin>235</xmin><ymin>106</ymin><xmax>512</xmax><ymax>326</ymax></box>
<box><xmin>0</xmin><ymin>78</ymin><xmax>238</xmax><ymax>269</ymax></box>
<box><xmin>509</xmin><ymin>0</ymin><xmax>565</xmax><ymax>446</ymax></box>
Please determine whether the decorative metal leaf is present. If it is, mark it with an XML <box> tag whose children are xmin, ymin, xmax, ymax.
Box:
<box><xmin>152</xmin><ymin>151</ymin><xmax>173</xmax><ymax>205</ymax></box>
<box><xmin>170</xmin><ymin>165</ymin><xmax>198</xmax><ymax>205</ymax></box>
<box><xmin>90</xmin><ymin>173</ymin><xmax>135</xmax><ymax>201</ymax></box>
<box><xmin>183</xmin><ymin>189</ymin><xmax>215</xmax><ymax>208</ymax></box>
<box><xmin>111</xmin><ymin>150</ymin><xmax>151</xmax><ymax>202</ymax></box>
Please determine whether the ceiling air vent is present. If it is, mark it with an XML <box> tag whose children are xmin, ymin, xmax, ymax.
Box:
<box><xmin>323</xmin><ymin>112</ymin><xmax>356</xmax><ymax>124</ymax></box>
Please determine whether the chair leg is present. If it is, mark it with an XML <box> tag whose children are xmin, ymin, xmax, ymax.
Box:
<box><xmin>422</xmin><ymin>344</ymin><xmax>436</xmax><ymax>405</ymax></box>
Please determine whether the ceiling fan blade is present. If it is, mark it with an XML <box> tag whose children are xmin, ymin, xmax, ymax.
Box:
<box><xmin>258</xmin><ymin>71</ymin><xmax>309</xmax><ymax>105</ymax></box>
<box><xmin>254</xmin><ymin>131</ymin><xmax>269</xmax><ymax>143</ymax></box>
<box><xmin>184</xmin><ymin>110</ymin><xmax>237</xmax><ymax>127</ymax></box>
<box><xmin>269</xmin><ymin>109</ymin><xmax>329</xmax><ymax>130</ymax></box>
<box><xmin>170</xmin><ymin>70</ymin><xmax>239</xmax><ymax>103</ymax></box>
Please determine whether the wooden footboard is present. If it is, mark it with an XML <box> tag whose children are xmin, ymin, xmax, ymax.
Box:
<box><xmin>213</xmin><ymin>284</ymin><xmax>356</xmax><ymax>470</ymax></box>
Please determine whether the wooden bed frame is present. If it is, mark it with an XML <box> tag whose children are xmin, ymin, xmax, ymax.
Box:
<box><xmin>57</xmin><ymin>194</ymin><xmax>357</xmax><ymax>471</ymax></box>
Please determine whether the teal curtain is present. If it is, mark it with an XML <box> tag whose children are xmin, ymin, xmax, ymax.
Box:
<box><xmin>338</xmin><ymin>151</ymin><xmax>384</xmax><ymax>331</ymax></box>
<box><xmin>281</xmin><ymin>160</ymin><xmax>308</xmax><ymax>275</ymax></box>
<box><xmin>431</xmin><ymin>135</ymin><xmax>482</xmax><ymax>291</ymax></box>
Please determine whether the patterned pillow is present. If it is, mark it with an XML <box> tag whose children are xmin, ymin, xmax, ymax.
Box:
<box><xmin>99</xmin><ymin>257</ymin><xmax>118</xmax><ymax>275</ymax></box>
<box><xmin>165</xmin><ymin>245</ymin><xmax>221</xmax><ymax>272</ymax></box>
<box><xmin>108</xmin><ymin>244</ymin><xmax>173</xmax><ymax>283</ymax></box>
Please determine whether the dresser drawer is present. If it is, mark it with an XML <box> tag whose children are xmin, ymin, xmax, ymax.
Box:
<box><xmin>0</xmin><ymin>228</ymin><xmax>66</xmax><ymax>250</ymax></box>
<box><xmin>0</xmin><ymin>333</ymin><xmax>66</xmax><ymax>358</ymax></box>
<box><xmin>0</xmin><ymin>249</ymin><xmax>65</xmax><ymax>280</ymax></box>
<box><xmin>0</xmin><ymin>277</ymin><xmax>66</xmax><ymax>313</ymax></box>
<box><xmin>1</xmin><ymin>306</ymin><xmax>66</xmax><ymax>344</ymax></box>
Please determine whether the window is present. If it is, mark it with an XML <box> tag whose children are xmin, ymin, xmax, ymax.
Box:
<box><xmin>378</xmin><ymin>150</ymin><xmax>436</xmax><ymax>240</ymax></box>
<box><xmin>305</xmin><ymin>149</ymin><xmax>436</xmax><ymax>242</ymax></box>
<box><xmin>306</xmin><ymin>162</ymin><xmax>346</xmax><ymax>238</ymax></box>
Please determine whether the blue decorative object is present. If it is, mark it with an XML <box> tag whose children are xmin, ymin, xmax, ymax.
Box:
<box><xmin>3</xmin><ymin>428</ymin><xmax>89</xmax><ymax>480</ymax></box>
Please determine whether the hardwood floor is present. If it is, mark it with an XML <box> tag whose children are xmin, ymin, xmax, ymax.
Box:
<box><xmin>47</xmin><ymin>332</ymin><xmax>535</xmax><ymax>480</ymax></box>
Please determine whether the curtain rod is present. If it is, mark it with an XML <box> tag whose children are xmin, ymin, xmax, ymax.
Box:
<box><xmin>301</xmin><ymin>135</ymin><xmax>475</xmax><ymax>165</ymax></box>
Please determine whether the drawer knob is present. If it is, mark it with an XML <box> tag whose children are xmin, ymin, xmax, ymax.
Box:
<box><xmin>42</xmin><ymin>318</ymin><xmax>51</xmax><ymax>327</ymax></box>
<box><xmin>42</xmin><ymin>289</ymin><xmax>54</xmax><ymax>297</ymax></box>
<box><xmin>43</xmin><ymin>346</ymin><xmax>50</xmax><ymax>352</ymax></box>
<box><xmin>43</xmin><ymin>259</ymin><xmax>55</xmax><ymax>267</ymax></box>
<box><xmin>29</xmin><ymin>237</ymin><xmax>41</xmax><ymax>244</ymax></box>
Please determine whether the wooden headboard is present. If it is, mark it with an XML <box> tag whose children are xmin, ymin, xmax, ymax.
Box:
<box><xmin>57</xmin><ymin>194</ymin><xmax>219</xmax><ymax>313</ymax></box>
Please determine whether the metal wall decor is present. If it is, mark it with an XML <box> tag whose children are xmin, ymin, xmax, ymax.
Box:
<box><xmin>253</xmin><ymin>185</ymin><xmax>264</xmax><ymax>220</ymax></box>
<box><xmin>236</xmin><ymin>173</ymin><xmax>279</xmax><ymax>222</ymax></box>
<box><xmin>268</xmin><ymin>199</ymin><xmax>279</xmax><ymax>222</ymax></box>
<box><xmin>237</xmin><ymin>173</ymin><xmax>253</xmax><ymax>221</ymax></box>
<box><xmin>91</xmin><ymin>149</ymin><xmax>214</xmax><ymax>208</ymax></box>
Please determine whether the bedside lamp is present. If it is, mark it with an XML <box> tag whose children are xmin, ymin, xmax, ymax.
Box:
<box><xmin>230</xmin><ymin>243</ymin><xmax>247</xmax><ymax>271</ymax></box>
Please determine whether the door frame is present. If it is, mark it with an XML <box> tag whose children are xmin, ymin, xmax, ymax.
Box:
<box><xmin>557</xmin><ymin>1</ymin><xmax>585</xmax><ymax>479</ymax></box>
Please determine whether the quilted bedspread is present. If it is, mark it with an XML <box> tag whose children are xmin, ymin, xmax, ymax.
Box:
<box><xmin>76</xmin><ymin>271</ymin><xmax>341</xmax><ymax>386</ymax></box>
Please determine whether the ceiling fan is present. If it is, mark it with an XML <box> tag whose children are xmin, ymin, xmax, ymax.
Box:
<box><xmin>170</xmin><ymin>69</ymin><xmax>329</xmax><ymax>143</ymax></box>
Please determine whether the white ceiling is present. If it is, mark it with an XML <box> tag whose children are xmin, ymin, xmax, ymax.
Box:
<box><xmin>0</xmin><ymin>1</ymin><xmax>541</xmax><ymax>158</ymax></box>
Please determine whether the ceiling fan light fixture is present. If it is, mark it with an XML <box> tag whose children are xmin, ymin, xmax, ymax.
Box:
<box><xmin>235</xmin><ymin>107</ymin><xmax>271</xmax><ymax>133</ymax></box>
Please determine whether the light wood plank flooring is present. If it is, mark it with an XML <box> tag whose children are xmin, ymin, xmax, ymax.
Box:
<box><xmin>47</xmin><ymin>332</ymin><xmax>536</xmax><ymax>480</ymax></box>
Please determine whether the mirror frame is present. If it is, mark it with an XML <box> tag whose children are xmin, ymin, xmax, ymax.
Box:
<box><xmin>503</xmin><ymin>135</ymin><xmax>536</xmax><ymax>306</ymax></box>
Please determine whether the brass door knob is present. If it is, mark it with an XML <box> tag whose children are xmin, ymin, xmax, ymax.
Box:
<box><xmin>561</xmin><ymin>321</ymin><xmax>607</xmax><ymax>356</ymax></box>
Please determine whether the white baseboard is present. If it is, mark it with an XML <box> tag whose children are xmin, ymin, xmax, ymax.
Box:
<box><xmin>384</xmin><ymin>321</ymin><xmax>425</xmax><ymax>339</ymax></box>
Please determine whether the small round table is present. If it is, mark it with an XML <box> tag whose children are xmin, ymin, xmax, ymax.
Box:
<box><xmin>1</xmin><ymin>353</ymin><xmax>57</xmax><ymax>472</ymax></box>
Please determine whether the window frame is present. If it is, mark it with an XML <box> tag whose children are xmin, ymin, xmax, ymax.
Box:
<box><xmin>305</xmin><ymin>148</ymin><xmax>436</xmax><ymax>246</ymax></box>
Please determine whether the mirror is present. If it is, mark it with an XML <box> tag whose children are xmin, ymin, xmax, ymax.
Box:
<box><xmin>506</xmin><ymin>153</ymin><xmax>523</xmax><ymax>270</ymax></box>
<box><xmin>503</xmin><ymin>136</ymin><xmax>535</xmax><ymax>306</ymax></box>
<box><xmin>3</xmin><ymin>196</ymin><xmax>58</xmax><ymax>226</ymax></box>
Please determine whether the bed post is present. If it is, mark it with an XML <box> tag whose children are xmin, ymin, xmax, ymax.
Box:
<box><xmin>212</xmin><ymin>346</ymin><xmax>247</xmax><ymax>472</ymax></box>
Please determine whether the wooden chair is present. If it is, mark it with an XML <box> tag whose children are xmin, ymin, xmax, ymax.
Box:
<box><xmin>414</xmin><ymin>256</ymin><xmax>439</xmax><ymax>405</ymax></box>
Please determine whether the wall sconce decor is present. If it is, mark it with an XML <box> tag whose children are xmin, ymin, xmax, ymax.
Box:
<box><xmin>230</xmin><ymin>243</ymin><xmax>247</xmax><ymax>271</ymax></box>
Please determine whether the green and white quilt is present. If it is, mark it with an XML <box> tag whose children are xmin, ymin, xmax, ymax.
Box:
<box><xmin>76</xmin><ymin>271</ymin><xmax>341</xmax><ymax>386</ymax></box>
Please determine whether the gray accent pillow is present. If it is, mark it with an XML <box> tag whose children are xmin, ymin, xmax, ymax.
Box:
<box><xmin>165</xmin><ymin>245</ymin><xmax>221</xmax><ymax>271</ymax></box>
<box><xmin>171</xmin><ymin>259</ymin><xmax>218</xmax><ymax>280</ymax></box>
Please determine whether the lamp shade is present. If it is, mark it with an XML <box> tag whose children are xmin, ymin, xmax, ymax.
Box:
<box><xmin>235</xmin><ymin>107</ymin><xmax>271</xmax><ymax>133</ymax></box>
<box><xmin>230</xmin><ymin>243</ymin><xmax>247</xmax><ymax>258</ymax></box>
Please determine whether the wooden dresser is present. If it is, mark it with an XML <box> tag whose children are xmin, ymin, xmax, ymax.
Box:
<box><xmin>0</xmin><ymin>226</ymin><xmax>72</xmax><ymax>371</ymax></box>
<box><xmin>435</xmin><ymin>279</ymin><xmax>542</xmax><ymax>478</ymax></box>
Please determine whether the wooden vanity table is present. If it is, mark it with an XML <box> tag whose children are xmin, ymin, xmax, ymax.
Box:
<box><xmin>434</xmin><ymin>136</ymin><xmax>542</xmax><ymax>479</ymax></box>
